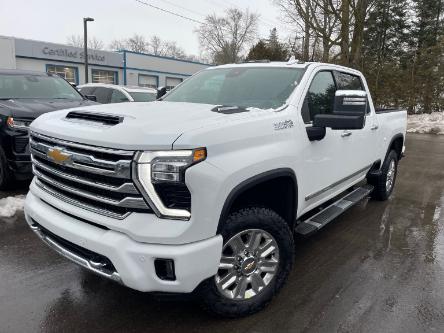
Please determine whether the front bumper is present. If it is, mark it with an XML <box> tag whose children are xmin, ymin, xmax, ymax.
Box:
<box><xmin>25</xmin><ymin>191</ymin><xmax>223</xmax><ymax>293</ymax></box>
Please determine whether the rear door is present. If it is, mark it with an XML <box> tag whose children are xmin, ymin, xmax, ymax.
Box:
<box><xmin>333</xmin><ymin>71</ymin><xmax>379</xmax><ymax>171</ymax></box>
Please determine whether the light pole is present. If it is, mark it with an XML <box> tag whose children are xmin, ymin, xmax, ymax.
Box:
<box><xmin>83</xmin><ymin>17</ymin><xmax>94</xmax><ymax>83</ymax></box>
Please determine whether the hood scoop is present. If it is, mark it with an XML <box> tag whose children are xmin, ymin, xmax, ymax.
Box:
<box><xmin>211</xmin><ymin>105</ymin><xmax>249</xmax><ymax>114</ymax></box>
<box><xmin>65</xmin><ymin>111</ymin><xmax>123</xmax><ymax>126</ymax></box>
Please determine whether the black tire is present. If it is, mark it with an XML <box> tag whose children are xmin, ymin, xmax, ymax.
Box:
<box><xmin>0</xmin><ymin>146</ymin><xmax>13</xmax><ymax>190</ymax></box>
<box><xmin>198</xmin><ymin>207</ymin><xmax>294</xmax><ymax>318</ymax></box>
<box><xmin>369</xmin><ymin>150</ymin><xmax>398</xmax><ymax>201</ymax></box>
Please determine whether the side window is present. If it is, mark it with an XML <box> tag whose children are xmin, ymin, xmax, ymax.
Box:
<box><xmin>93</xmin><ymin>87</ymin><xmax>113</xmax><ymax>104</ymax></box>
<box><xmin>111</xmin><ymin>89</ymin><xmax>129</xmax><ymax>103</ymax></box>
<box><xmin>79</xmin><ymin>87</ymin><xmax>96</xmax><ymax>96</ymax></box>
<box><xmin>333</xmin><ymin>71</ymin><xmax>370</xmax><ymax>113</ymax></box>
<box><xmin>302</xmin><ymin>71</ymin><xmax>336</xmax><ymax>123</ymax></box>
<box><xmin>333</xmin><ymin>72</ymin><xmax>363</xmax><ymax>90</ymax></box>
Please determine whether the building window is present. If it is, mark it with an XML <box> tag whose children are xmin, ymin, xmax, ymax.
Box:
<box><xmin>92</xmin><ymin>69</ymin><xmax>117</xmax><ymax>84</ymax></box>
<box><xmin>165</xmin><ymin>77</ymin><xmax>183</xmax><ymax>91</ymax></box>
<box><xmin>46</xmin><ymin>65</ymin><xmax>78</xmax><ymax>84</ymax></box>
<box><xmin>138</xmin><ymin>74</ymin><xmax>158</xmax><ymax>89</ymax></box>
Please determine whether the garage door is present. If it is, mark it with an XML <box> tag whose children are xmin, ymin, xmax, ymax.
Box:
<box><xmin>166</xmin><ymin>77</ymin><xmax>183</xmax><ymax>91</ymax></box>
<box><xmin>139</xmin><ymin>75</ymin><xmax>158</xmax><ymax>89</ymax></box>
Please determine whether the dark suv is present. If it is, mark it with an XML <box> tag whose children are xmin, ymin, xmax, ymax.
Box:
<box><xmin>0</xmin><ymin>69</ymin><xmax>97</xmax><ymax>188</ymax></box>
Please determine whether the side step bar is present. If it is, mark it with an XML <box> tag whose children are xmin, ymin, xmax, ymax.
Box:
<box><xmin>295</xmin><ymin>185</ymin><xmax>374</xmax><ymax>237</ymax></box>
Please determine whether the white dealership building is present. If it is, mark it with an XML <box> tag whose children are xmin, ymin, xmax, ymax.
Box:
<box><xmin>0</xmin><ymin>36</ymin><xmax>209</xmax><ymax>90</ymax></box>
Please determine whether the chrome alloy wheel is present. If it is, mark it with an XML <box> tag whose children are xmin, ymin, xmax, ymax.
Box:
<box><xmin>386</xmin><ymin>159</ymin><xmax>396</xmax><ymax>192</ymax></box>
<box><xmin>215</xmin><ymin>229</ymin><xmax>280</xmax><ymax>300</ymax></box>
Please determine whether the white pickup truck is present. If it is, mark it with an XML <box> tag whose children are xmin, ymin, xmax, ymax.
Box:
<box><xmin>24</xmin><ymin>61</ymin><xmax>407</xmax><ymax>317</ymax></box>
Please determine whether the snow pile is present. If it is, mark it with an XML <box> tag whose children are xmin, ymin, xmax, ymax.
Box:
<box><xmin>0</xmin><ymin>195</ymin><xmax>26</xmax><ymax>218</ymax></box>
<box><xmin>407</xmin><ymin>112</ymin><xmax>444</xmax><ymax>135</ymax></box>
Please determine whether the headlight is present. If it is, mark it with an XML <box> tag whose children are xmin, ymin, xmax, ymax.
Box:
<box><xmin>7</xmin><ymin>117</ymin><xmax>31</xmax><ymax>131</ymax></box>
<box><xmin>134</xmin><ymin>148</ymin><xmax>206</xmax><ymax>220</ymax></box>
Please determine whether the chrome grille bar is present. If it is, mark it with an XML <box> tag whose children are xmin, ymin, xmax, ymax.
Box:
<box><xmin>30</xmin><ymin>132</ymin><xmax>152</xmax><ymax>219</ymax></box>
<box><xmin>32</xmin><ymin>156</ymin><xmax>138</xmax><ymax>195</ymax></box>
<box><xmin>33</xmin><ymin>167</ymin><xmax>147</xmax><ymax>209</ymax></box>
<box><xmin>30</xmin><ymin>143</ymin><xmax>131</xmax><ymax>178</ymax></box>
<box><xmin>30</xmin><ymin>131</ymin><xmax>134</xmax><ymax>156</ymax></box>
<box><xmin>35</xmin><ymin>179</ymin><xmax>131</xmax><ymax>219</ymax></box>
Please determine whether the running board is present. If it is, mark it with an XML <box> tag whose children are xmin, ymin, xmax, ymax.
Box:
<box><xmin>295</xmin><ymin>185</ymin><xmax>374</xmax><ymax>237</ymax></box>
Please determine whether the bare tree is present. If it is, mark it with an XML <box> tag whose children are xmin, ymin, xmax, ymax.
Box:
<box><xmin>66</xmin><ymin>35</ymin><xmax>83</xmax><ymax>48</ymax></box>
<box><xmin>148</xmin><ymin>36</ymin><xmax>167</xmax><ymax>55</ymax></box>
<box><xmin>66</xmin><ymin>35</ymin><xmax>104</xmax><ymax>50</ymax></box>
<box><xmin>109</xmin><ymin>39</ymin><xmax>128</xmax><ymax>51</ymax></box>
<box><xmin>126</xmin><ymin>34</ymin><xmax>148</xmax><ymax>53</ymax></box>
<box><xmin>88</xmin><ymin>37</ymin><xmax>104</xmax><ymax>50</ymax></box>
<box><xmin>196</xmin><ymin>8</ymin><xmax>259</xmax><ymax>64</ymax></box>
<box><xmin>275</xmin><ymin>0</ymin><xmax>372</xmax><ymax>66</ymax></box>
<box><xmin>275</xmin><ymin>0</ymin><xmax>340</xmax><ymax>62</ymax></box>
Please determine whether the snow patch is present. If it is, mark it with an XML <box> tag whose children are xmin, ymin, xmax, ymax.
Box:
<box><xmin>407</xmin><ymin>112</ymin><xmax>444</xmax><ymax>135</ymax></box>
<box><xmin>0</xmin><ymin>195</ymin><xmax>26</xmax><ymax>218</ymax></box>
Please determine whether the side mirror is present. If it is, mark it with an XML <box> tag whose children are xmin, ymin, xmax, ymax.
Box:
<box><xmin>157</xmin><ymin>86</ymin><xmax>167</xmax><ymax>99</ymax></box>
<box><xmin>313</xmin><ymin>90</ymin><xmax>367</xmax><ymax>130</ymax></box>
<box><xmin>85</xmin><ymin>95</ymin><xmax>97</xmax><ymax>102</ymax></box>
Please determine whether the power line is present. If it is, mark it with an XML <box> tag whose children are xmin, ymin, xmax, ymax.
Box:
<box><xmin>155</xmin><ymin>0</ymin><xmax>206</xmax><ymax>18</ymax></box>
<box><xmin>134</xmin><ymin>0</ymin><xmax>203</xmax><ymax>24</ymax></box>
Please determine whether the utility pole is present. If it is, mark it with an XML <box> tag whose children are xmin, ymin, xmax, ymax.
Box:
<box><xmin>83</xmin><ymin>17</ymin><xmax>94</xmax><ymax>83</ymax></box>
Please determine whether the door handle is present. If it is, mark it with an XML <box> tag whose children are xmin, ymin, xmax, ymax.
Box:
<box><xmin>341</xmin><ymin>130</ymin><xmax>352</xmax><ymax>137</ymax></box>
<box><xmin>371</xmin><ymin>124</ymin><xmax>379</xmax><ymax>131</ymax></box>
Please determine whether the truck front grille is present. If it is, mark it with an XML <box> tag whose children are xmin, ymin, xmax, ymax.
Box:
<box><xmin>30</xmin><ymin>132</ymin><xmax>152</xmax><ymax>219</ymax></box>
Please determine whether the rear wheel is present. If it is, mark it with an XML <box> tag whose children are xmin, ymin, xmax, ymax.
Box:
<box><xmin>369</xmin><ymin>150</ymin><xmax>398</xmax><ymax>201</ymax></box>
<box><xmin>198</xmin><ymin>207</ymin><xmax>294</xmax><ymax>318</ymax></box>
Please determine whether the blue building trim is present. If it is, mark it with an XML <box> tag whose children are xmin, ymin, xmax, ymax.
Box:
<box><xmin>123</xmin><ymin>50</ymin><xmax>127</xmax><ymax>85</ymax></box>
<box><xmin>138</xmin><ymin>73</ymin><xmax>159</xmax><ymax>88</ymax></box>
<box><xmin>126</xmin><ymin>67</ymin><xmax>192</xmax><ymax>77</ymax></box>
<box><xmin>121</xmin><ymin>50</ymin><xmax>212</xmax><ymax>66</ymax></box>
<box><xmin>18</xmin><ymin>55</ymin><xmax>123</xmax><ymax>69</ymax></box>
<box><xmin>45</xmin><ymin>63</ymin><xmax>79</xmax><ymax>84</ymax></box>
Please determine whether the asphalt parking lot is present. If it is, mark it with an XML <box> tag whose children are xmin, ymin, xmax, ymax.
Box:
<box><xmin>0</xmin><ymin>134</ymin><xmax>443</xmax><ymax>333</ymax></box>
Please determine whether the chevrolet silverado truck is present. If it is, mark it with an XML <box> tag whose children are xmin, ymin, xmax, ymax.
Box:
<box><xmin>24</xmin><ymin>61</ymin><xmax>407</xmax><ymax>317</ymax></box>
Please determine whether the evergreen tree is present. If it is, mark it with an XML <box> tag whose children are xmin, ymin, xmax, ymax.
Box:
<box><xmin>246</xmin><ymin>28</ymin><xmax>288</xmax><ymax>61</ymax></box>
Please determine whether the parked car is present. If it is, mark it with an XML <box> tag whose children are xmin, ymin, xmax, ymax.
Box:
<box><xmin>0</xmin><ymin>69</ymin><xmax>97</xmax><ymax>188</ymax></box>
<box><xmin>25</xmin><ymin>61</ymin><xmax>407</xmax><ymax>317</ymax></box>
<box><xmin>77</xmin><ymin>83</ymin><xmax>157</xmax><ymax>104</ymax></box>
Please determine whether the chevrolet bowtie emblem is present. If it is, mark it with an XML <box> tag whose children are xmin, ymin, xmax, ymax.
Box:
<box><xmin>47</xmin><ymin>148</ymin><xmax>71</xmax><ymax>165</ymax></box>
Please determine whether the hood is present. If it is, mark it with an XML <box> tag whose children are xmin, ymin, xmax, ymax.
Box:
<box><xmin>30</xmin><ymin>101</ymin><xmax>251</xmax><ymax>150</ymax></box>
<box><xmin>0</xmin><ymin>98</ymin><xmax>97</xmax><ymax>119</ymax></box>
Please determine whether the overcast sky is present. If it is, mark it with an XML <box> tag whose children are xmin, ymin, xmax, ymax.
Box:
<box><xmin>0</xmin><ymin>0</ymin><xmax>288</xmax><ymax>56</ymax></box>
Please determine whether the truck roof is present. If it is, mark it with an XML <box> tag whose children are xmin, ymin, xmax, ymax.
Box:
<box><xmin>77</xmin><ymin>83</ymin><xmax>157</xmax><ymax>93</ymax></box>
<box><xmin>206</xmin><ymin>61</ymin><xmax>362</xmax><ymax>76</ymax></box>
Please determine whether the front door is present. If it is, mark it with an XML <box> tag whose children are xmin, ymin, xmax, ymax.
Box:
<box><xmin>298</xmin><ymin>70</ymin><xmax>371</xmax><ymax>211</ymax></box>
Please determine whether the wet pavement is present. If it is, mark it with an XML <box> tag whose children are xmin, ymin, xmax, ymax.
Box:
<box><xmin>0</xmin><ymin>134</ymin><xmax>443</xmax><ymax>333</ymax></box>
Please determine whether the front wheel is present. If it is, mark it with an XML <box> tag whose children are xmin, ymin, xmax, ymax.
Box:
<box><xmin>198</xmin><ymin>207</ymin><xmax>294</xmax><ymax>318</ymax></box>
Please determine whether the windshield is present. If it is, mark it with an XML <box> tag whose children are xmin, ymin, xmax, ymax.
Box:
<box><xmin>0</xmin><ymin>74</ymin><xmax>83</xmax><ymax>100</ymax></box>
<box><xmin>129</xmin><ymin>91</ymin><xmax>157</xmax><ymax>102</ymax></box>
<box><xmin>163</xmin><ymin>67</ymin><xmax>304</xmax><ymax>110</ymax></box>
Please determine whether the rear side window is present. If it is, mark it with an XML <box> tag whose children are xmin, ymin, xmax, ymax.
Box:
<box><xmin>79</xmin><ymin>87</ymin><xmax>96</xmax><ymax>95</ymax></box>
<box><xmin>333</xmin><ymin>72</ymin><xmax>363</xmax><ymax>90</ymax></box>
<box><xmin>93</xmin><ymin>87</ymin><xmax>113</xmax><ymax>104</ymax></box>
<box><xmin>111</xmin><ymin>89</ymin><xmax>129</xmax><ymax>103</ymax></box>
<box><xmin>302</xmin><ymin>71</ymin><xmax>336</xmax><ymax>123</ymax></box>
